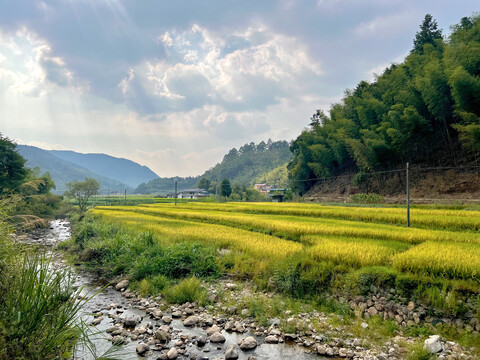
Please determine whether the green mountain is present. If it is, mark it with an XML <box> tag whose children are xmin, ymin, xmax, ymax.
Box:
<box><xmin>17</xmin><ymin>145</ymin><xmax>158</xmax><ymax>194</ymax></box>
<box><xmin>289</xmin><ymin>14</ymin><xmax>480</xmax><ymax>194</ymax></box>
<box><xmin>49</xmin><ymin>150</ymin><xmax>158</xmax><ymax>188</ymax></box>
<box><xmin>134</xmin><ymin>176</ymin><xmax>200</xmax><ymax>195</ymax></box>
<box><xmin>201</xmin><ymin>139</ymin><xmax>291</xmax><ymax>185</ymax></box>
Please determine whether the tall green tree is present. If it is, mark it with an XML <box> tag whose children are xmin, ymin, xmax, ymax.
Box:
<box><xmin>0</xmin><ymin>134</ymin><xmax>28</xmax><ymax>194</ymax></box>
<box><xmin>65</xmin><ymin>178</ymin><xmax>100</xmax><ymax>213</ymax></box>
<box><xmin>412</xmin><ymin>14</ymin><xmax>443</xmax><ymax>54</ymax></box>
<box><xmin>220</xmin><ymin>178</ymin><xmax>232</xmax><ymax>197</ymax></box>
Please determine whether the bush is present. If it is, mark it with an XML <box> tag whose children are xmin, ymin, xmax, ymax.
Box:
<box><xmin>271</xmin><ymin>257</ymin><xmax>336</xmax><ymax>298</ymax></box>
<box><xmin>163</xmin><ymin>277</ymin><xmax>208</xmax><ymax>304</ymax></box>
<box><xmin>350</xmin><ymin>193</ymin><xmax>385</xmax><ymax>204</ymax></box>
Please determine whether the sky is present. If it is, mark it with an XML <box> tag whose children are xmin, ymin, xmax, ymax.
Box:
<box><xmin>0</xmin><ymin>1</ymin><xmax>478</xmax><ymax>177</ymax></box>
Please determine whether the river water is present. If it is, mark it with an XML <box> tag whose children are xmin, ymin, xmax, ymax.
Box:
<box><xmin>22</xmin><ymin>220</ymin><xmax>325</xmax><ymax>360</ymax></box>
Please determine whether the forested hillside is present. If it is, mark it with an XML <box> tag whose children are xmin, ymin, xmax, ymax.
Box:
<box><xmin>134</xmin><ymin>177</ymin><xmax>199</xmax><ymax>195</ymax></box>
<box><xmin>50</xmin><ymin>150</ymin><xmax>158</xmax><ymax>188</ymax></box>
<box><xmin>201</xmin><ymin>139</ymin><xmax>291</xmax><ymax>185</ymax></box>
<box><xmin>289</xmin><ymin>14</ymin><xmax>480</xmax><ymax>194</ymax></box>
<box><xmin>18</xmin><ymin>145</ymin><xmax>128</xmax><ymax>193</ymax></box>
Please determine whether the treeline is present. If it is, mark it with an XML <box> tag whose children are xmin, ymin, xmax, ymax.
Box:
<box><xmin>202</xmin><ymin>139</ymin><xmax>291</xmax><ymax>186</ymax></box>
<box><xmin>135</xmin><ymin>176</ymin><xmax>199</xmax><ymax>194</ymax></box>
<box><xmin>289</xmin><ymin>14</ymin><xmax>480</xmax><ymax>194</ymax></box>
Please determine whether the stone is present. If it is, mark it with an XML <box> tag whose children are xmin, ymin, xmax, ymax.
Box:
<box><xmin>115</xmin><ymin>279</ymin><xmax>129</xmax><ymax>291</ymax></box>
<box><xmin>207</xmin><ymin>325</ymin><xmax>222</xmax><ymax>336</ymax></box>
<box><xmin>225</xmin><ymin>344</ymin><xmax>239</xmax><ymax>359</ymax></box>
<box><xmin>407</xmin><ymin>301</ymin><xmax>415</xmax><ymax>311</ymax></box>
<box><xmin>239</xmin><ymin>336</ymin><xmax>257</xmax><ymax>350</ymax></box>
<box><xmin>197</xmin><ymin>335</ymin><xmax>207</xmax><ymax>347</ymax></box>
<box><xmin>167</xmin><ymin>347</ymin><xmax>178</xmax><ymax>359</ymax></box>
<box><xmin>123</xmin><ymin>316</ymin><xmax>139</xmax><ymax>327</ymax></box>
<box><xmin>162</xmin><ymin>316</ymin><xmax>173</xmax><ymax>324</ymax></box>
<box><xmin>225</xmin><ymin>321</ymin><xmax>235</xmax><ymax>331</ymax></box>
<box><xmin>265</xmin><ymin>335</ymin><xmax>279</xmax><ymax>344</ymax></box>
<box><xmin>183</xmin><ymin>315</ymin><xmax>199</xmax><ymax>326</ymax></box>
<box><xmin>136</xmin><ymin>343</ymin><xmax>150</xmax><ymax>356</ymax></box>
<box><xmin>361</xmin><ymin>322</ymin><xmax>369</xmax><ymax>329</ymax></box>
<box><xmin>155</xmin><ymin>329</ymin><xmax>170</xmax><ymax>343</ymax></box>
<box><xmin>367</xmin><ymin>307</ymin><xmax>378</xmax><ymax>316</ymax></box>
<box><xmin>315</xmin><ymin>345</ymin><xmax>327</xmax><ymax>355</ymax></box>
<box><xmin>424</xmin><ymin>335</ymin><xmax>443</xmax><ymax>353</ymax></box>
<box><xmin>210</xmin><ymin>332</ymin><xmax>226</xmax><ymax>343</ymax></box>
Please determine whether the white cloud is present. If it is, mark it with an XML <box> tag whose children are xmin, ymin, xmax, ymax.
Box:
<box><xmin>120</xmin><ymin>24</ymin><xmax>323</xmax><ymax>113</ymax></box>
<box><xmin>0</xmin><ymin>27</ymin><xmax>87</xmax><ymax>97</ymax></box>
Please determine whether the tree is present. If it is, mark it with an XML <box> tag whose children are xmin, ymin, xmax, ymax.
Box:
<box><xmin>220</xmin><ymin>178</ymin><xmax>232</xmax><ymax>197</ymax></box>
<box><xmin>412</xmin><ymin>14</ymin><xmax>443</xmax><ymax>54</ymax></box>
<box><xmin>65</xmin><ymin>178</ymin><xmax>100</xmax><ymax>213</ymax></box>
<box><xmin>0</xmin><ymin>134</ymin><xmax>28</xmax><ymax>194</ymax></box>
<box><xmin>197</xmin><ymin>177</ymin><xmax>211</xmax><ymax>191</ymax></box>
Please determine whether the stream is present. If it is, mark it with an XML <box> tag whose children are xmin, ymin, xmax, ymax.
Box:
<box><xmin>22</xmin><ymin>220</ymin><xmax>325</xmax><ymax>360</ymax></box>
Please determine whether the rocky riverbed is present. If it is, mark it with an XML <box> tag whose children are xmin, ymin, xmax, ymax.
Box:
<box><xmin>18</xmin><ymin>220</ymin><xmax>479</xmax><ymax>360</ymax></box>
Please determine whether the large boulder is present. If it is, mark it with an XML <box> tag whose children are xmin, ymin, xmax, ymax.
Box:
<box><xmin>136</xmin><ymin>343</ymin><xmax>150</xmax><ymax>356</ymax></box>
<box><xmin>210</xmin><ymin>332</ymin><xmax>226</xmax><ymax>343</ymax></box>
<box><xmin>424</xmin><ymin>335</ymin><xmax>443</xmax><ymax>353</ymax></box>
<box><xmin>225</xmin><ymin>344</ymin><xmax>239</xmax><ymax>359</ymax></box>
<box><xmin>115</xmin><ymin>279</ymin><xmax>129</xmax><ymax>291</ymax></box>
<box><xmin>183</xmin><ymin>315</ymin><xmax>199</xmax><ymax>327</ymax></box>
<box><xmin>239</xmin><ymin>336</ymin><xmax>257</xmax><ymax>350</ymax></box>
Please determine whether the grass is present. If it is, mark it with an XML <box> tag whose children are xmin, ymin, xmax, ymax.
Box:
<box><xmin>65</xmin><ymin>200</ymin><xmax>480</xmax><ymax>356</ymax></box>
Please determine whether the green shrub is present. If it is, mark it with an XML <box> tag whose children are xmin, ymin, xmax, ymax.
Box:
<box><xmin>350</xmin><ymin>193</ymin><xmax>385</xmax><ymax>204</ymax></box>
<box><xmin>163</xmin><ymin>277</ymin><xmax>208</xmax><ymax>304</ymax></box>
<box><xmin>395</xmin><ymin>274</ymin><xmax>419</xmax><ymax>297</ymax></box>
<box><xmin>272</xmin><ymin>257</ymin><xmax>335</xmax><ymax>298</ymax></box>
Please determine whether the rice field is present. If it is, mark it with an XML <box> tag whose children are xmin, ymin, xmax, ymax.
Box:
<box><xmin>90</xmin><ymin>201</ymin><xmax>480</xmax><ymax>283</ymax></box>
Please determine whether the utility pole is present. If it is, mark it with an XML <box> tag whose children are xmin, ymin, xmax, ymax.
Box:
<box><xmin>124</xmin><ymin>189</ymin><xmax>127</xmax><ymax>201</ymax></box>
<box><xmin>174</xmin><ymin>179</ymin><xmax>177</xmax><ymax>207</ymax></box>
<box><xmin>406</xmin><ymin>162</ymin><xmax>410</xmax><ymax>227</ymax></box>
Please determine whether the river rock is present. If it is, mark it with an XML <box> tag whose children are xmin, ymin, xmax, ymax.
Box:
<box><xmin>123</xmin><ymin>316</ymin><xmax>139</xmax><ymax>327</ymax></box>
<box><xmin>183</xmin><ymin>315</ymin><xmax>199</xmax><ymax>326</ymax></box>
<box><xmin>162</xmin><ymin>316</ymin><xmax>173</xmax><ymax>324</ymax></box>
<box><xmin>207</xmin><ymin>325</ymin><xmax>222</xmax><ymax>336</ymax></box>
<box><xmin>167</xmin><ymin>347</ymin><xmax>178</xmax><ymax>359</ymax></box>
<box><xmin>197</xmin><ymin>335</ymin><xmax>207</xmax><ymax>347</ymax></box>
<box><xmin>225</xmin><ymin>344</ymin><xmax>239</xmax><ymax>359</ymax></box>
<box><xmin>425</xmin><ymin>335</ymin><xmax>443</xmax><ymax>353</ymax></box>
<box><xmin>155</xmin><ymin>329</ymin><xmax>170</xmax><ymax>342</ymax></box>
<box><xmin>265</xmin><ymin>335</ymin><xmax>279</xmax><ymax>344</ymax></box>
<box><xmin>115</xmin><ymin>279</ymin><xmax>129</xmax><ymax>291</ymax></box>
<box><xmin>136</xmin><ymin>343</ymin><xmax>150</xmax><ymax>356</ymax></box>
<box><xmin>210</xmin><ymin>332</ymin><xmax>226</xmax><ymax>343</ymax></box>
<box><xmin>239</xmin><ymin>336</ymin><xmax>257</xmax><ymax>350</ymax></box>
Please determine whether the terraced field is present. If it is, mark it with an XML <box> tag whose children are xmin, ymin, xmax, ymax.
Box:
<box><xmin>90</xmin><ymin>202</ymin><xmax>480</xmax><ymax>283</ymax></box>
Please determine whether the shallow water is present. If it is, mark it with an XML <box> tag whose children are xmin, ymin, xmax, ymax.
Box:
<box><xmin>23</xmin><ymin>220</ymin><xmax>326</xmax><ymax>360</ymax></box>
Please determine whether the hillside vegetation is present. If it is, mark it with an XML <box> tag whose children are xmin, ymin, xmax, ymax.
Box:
<box><xmin>289</xmin><ymin>14</ymin><xmax>480</xmax><ymax>194</ymax></box>
<box><xmin>18</xmin><ymin>145</ymin><xmax>159</xmax><ymax>193</ymax></box>
<box><xmin>202</xmin><ymin>139</ymin><xmax>291</xmax><ymax>186</ymax></box>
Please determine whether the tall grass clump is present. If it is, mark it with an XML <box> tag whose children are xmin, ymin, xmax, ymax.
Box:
<box><xmin>163</xmin><ymin>277</ymin><xmax>208</xmax><ymax>304</ymax></box>
<box><xmin>0</xmin><ymin>199</ymin><xmax>89</xmax><ymax>360</ymax></box>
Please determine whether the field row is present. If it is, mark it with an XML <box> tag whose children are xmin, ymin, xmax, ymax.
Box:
<box><xmin>91</xmin><ymin>205</ymin><xmax>480</xmax><ymax>282</ymax></box>
<box><xmin>159</xmin><ymin>202</ymin><xmax>480</xmax><ymax>231</ymax></box>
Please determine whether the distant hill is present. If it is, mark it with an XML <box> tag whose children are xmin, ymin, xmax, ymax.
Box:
<box><xmin>49</xmin><ymin>150</ymin><xmax>158</xmax><ymax>189</ymax></box>
<box><xmin>200</xmin><ymin>139</ymin><xmax>292</xmax><ymax>185</ymax></box>
<box><xmin>17</xmin><ymin>145</ymin><xmax>129</xmax><ymax>193</ymax></box>
<box><xmin>134</xmin><ymin>176</ymin><xmax>200</xmax><ymax>195</ymax></box>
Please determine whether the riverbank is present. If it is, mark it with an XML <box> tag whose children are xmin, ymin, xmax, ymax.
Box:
<box><xmin>61</xmin><ymin>212</ymin><xmax>480</xmax><ymax>360</ymax></box>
